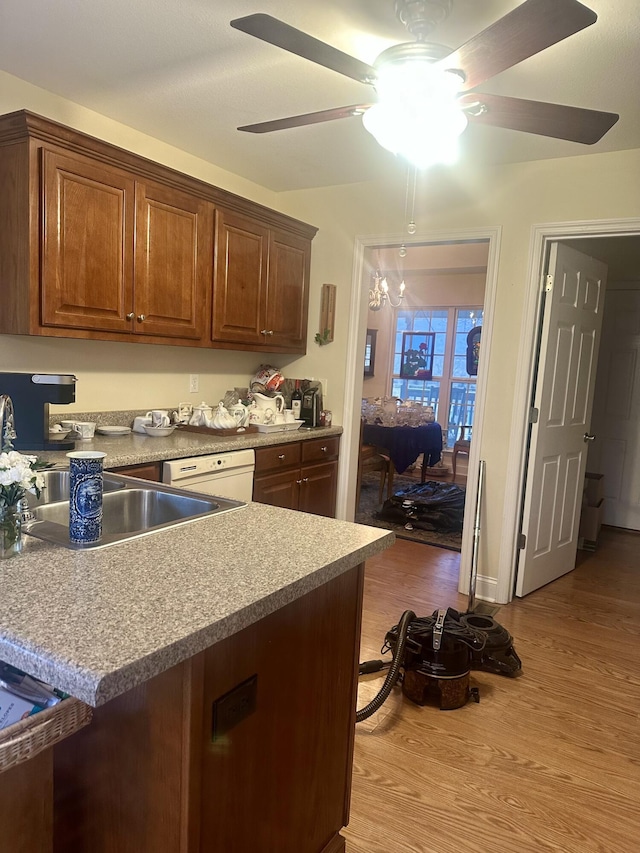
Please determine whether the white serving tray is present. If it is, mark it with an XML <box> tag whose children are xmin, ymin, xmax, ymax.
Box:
<box><xmin>255</xmin><ymin>420</ymin><xmax>304</xmax><ymax>433</ymax></box>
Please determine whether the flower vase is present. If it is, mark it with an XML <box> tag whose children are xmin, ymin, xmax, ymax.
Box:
<box><xmin>0</xmin><ymin>504</ymin><xmax>22</xmax><ymax>559</ymax></box>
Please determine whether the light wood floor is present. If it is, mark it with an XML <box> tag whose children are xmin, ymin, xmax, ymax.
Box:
<box><xmin>345</xmin><ymin>528</ymin><xmax>640</xmax><ymax>853</ymax></box>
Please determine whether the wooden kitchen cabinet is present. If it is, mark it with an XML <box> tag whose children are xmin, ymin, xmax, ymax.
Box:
<box><xmin>212</xmin><ymin>210</ymin><xmax>311</xmax><ymax>353</ymax></box>
<box><xmin>109</xmin><ymin>461</ymin><xmax>162</xmax><ymax>481</ymax></box>
<box><xmin>52</xmin><ymin>566</ymin><xmax>364</xmax><ymax>853</ymax></box>
<box><xmin>41</xmin><ymin>148</ymin><xmax>135</xmax><ymax>334</ymax></box>
<box><xmin>253</xmin><ymin>436</ymin><xmax>340</xmax><ymax>517</ymax></box>
<box><xmin>42</xmin><ymin>148</ymin><xmax>212</xmax><ymax>341</ymax></box>
<box><xmin>134</xmin><ymin>179</ymin><xmax>212</xmax><ymax>341</ymax></box>
<box><xmin>0</xmin><ymin>110</ymin><xmax>315</xmax><ymax>351</ymax></box>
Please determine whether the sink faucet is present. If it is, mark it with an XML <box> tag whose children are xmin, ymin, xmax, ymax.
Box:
<box><xmin>0</xmin><ymin>394</ymin><xmax>17</xmax><ymax>452</ymax></box>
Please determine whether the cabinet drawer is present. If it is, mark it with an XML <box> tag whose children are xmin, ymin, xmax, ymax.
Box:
<box><xmin>254</xmin><ymin>442</ymin><xmax>302</xmax><ymax>474</ymax></box>
<box><xmin>301</xmin><ymin>437</ymin><xmax>340</xmax><ymax>464</ymax></box>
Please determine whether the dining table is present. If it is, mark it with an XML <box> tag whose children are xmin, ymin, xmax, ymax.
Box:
<box><xmin>362</xmin><ymin>422</ymin><xmax>443</xmax><ymax>480</ymax></box>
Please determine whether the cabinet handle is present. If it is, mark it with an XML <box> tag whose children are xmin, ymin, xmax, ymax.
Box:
<box><xmin>302</xmin><ymin>477</ymin><xmax>309</xmax><ymax>483</ymax></box>
<box><xmin>267</xmin><ymin>330</ymin><xmax>274</xmax><ymax>336</ymax></box>
<box><xmin>137</xmin><ymin>314</ymin><xmax>146</xmax><ymax>322</ymax></box>
<box><xmin>126</xmin><ymin>312</ymin><xmax>135</xmax><ymax>320</ymax></box>
<box><xmin>296</xmin><ymin>479</ymin><xmax>303</xmax><ymax>485</ymax></box>
<box><xmin>278</xmin><ymin>454</ymin><xmax>286</xmax><ymax>460</ymax></box>
<box><xmin>320</xmin><ymin>446</ymin><xmax>327</xmax><ymax>452</ymax></box>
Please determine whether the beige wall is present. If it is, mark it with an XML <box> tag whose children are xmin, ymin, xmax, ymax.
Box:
<box><xmin>279</xmin><ymin>146</ymin><xmax>640</xmax><ymax>579</ymax></box>
<box><xmin>3</xmin><ymin>70</ymin><xmax>640</xmax><ymax>583</ymax></box>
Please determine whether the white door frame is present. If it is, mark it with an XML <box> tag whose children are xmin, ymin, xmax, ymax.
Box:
<box><xmin>497</xmin><ymin>217</ymin><xmax>640</xmax><ymax>603</ymax></box>
<box><xmin>338</xmin><ymin>226</ymin><xmax>502</xmax><ymax>601</ymax></box>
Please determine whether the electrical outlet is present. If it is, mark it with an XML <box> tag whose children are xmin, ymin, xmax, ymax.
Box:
<box><xmin>189</xmin><ymin>374</ymin><xmax>199</xmax><ymax>393</ymax></box>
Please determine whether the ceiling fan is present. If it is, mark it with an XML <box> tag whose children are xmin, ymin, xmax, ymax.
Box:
<box><xmin>230</xmin><ymin>0</ymin><xmax>619</xmax><ymax>166</ymax></box>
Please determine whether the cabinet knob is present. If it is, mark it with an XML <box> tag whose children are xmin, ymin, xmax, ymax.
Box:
<box><xmin>296</xmin><ymin>479</ymin><xmax>303</xmax><ymax>485</ymax></box>
<box><xmin>278</xmin><ymin>454</ymin><xmax>286</xmax><ymax>460</ymax></box>
<box><xmin>260</xmin><ymin>330</ymin><xmax>275</xmax><ymax>337</ymax></box>
<box><xmin>137</xmin><ymin>314</ymin><xmax>146</xmax><ymax>322</ymax></box>
<box><xmin>267</xmin><ymin>330</ymin><xmax>274</xmax><ymax>336</ymax></box>
<box><xmin>302</xmin><ymin>477</ymin><xmax>309</xmax><ymax>484</ymax></box>
<box><xmin>320</xmin><ymin>446</ymin><xmax>327</xmax><ymax>452</ymax></box>
<box><xmin>126</xmin><ymin>312</ymin><xmax>135</xmax><ymax>320</ymax></box>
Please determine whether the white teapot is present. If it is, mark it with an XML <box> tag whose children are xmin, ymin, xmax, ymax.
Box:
<box><xmin>229</xmin><ymin>400</ymin><xmax>250</xmax><ymax>427</ymax></box>
<box><xmin>189</xmin><ymin>402</ymin><xmax>213</xmax><ymax>427</ymax></box>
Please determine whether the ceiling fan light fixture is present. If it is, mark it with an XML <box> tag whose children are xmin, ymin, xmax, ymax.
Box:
<box><xmin>362</xmin><ymin>58</ymin><xmax>467</xmax><ymax>167</ymax></box>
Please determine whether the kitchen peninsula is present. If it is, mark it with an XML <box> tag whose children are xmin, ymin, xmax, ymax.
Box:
<box><xmin>0</xmin><ymin>495</ymin><xmax>393</xmax><ymax>852</ymax></box>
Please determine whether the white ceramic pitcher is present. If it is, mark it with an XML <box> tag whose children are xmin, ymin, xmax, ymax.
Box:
<box><xmin>251</xmin><ymin>392</ymin><xmax>285</xmax><ymax>425</ymax></box>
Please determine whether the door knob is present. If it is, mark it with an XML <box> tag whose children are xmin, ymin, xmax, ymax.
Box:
<box><xmin>583</xmin><ymin>433</ymin><xmax>596</xmax><ymax>442</ymax></box>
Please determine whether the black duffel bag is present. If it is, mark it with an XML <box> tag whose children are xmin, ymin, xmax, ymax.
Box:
<box><xmin>377</xmin><ymin>481</ymin><xmax>465</xmax><ymax>532</ymax></box>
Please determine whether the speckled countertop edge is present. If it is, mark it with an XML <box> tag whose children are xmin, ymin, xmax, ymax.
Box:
<box><xmin>0</xmin><ymin>503</ymin><xmax>393</xmax><ymax>707</ymax></box>
<box><xmin>36</xmin><ymin>424</ymin><xmax>342</xmax><ymax>468</ymax></box>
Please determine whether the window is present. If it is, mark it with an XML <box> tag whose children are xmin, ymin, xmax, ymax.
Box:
<box><xmin>391</xmin><ymin>306</ymin><xmax>483</xmax><ymax>446</ymax></box>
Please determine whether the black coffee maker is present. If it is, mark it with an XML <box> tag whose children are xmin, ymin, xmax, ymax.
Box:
<box><xmin>300</xmin><ymin>386</ymin><xmax>322</xmax><ymax>428</ymax></box>
<box><xmin>0</xmin><ymin>373</ymin><xmax>77</xmax><ymax>450</ymax></box>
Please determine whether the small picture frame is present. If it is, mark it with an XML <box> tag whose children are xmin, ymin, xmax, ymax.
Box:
<box><xmin>364</xmin><ymin>329</ymin><xmax>377</xmax><ymax>377</ymax></box>
<box><xmin>399</xmin><ymin>332</ymin><xmax>435</xmax><ymax>379</ymax></box>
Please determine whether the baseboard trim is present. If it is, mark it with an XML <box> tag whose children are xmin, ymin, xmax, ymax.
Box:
<box><xmin>320</xmin><ymin>833</ymin><xmax>346</xmax><ymax>853</ymax></box>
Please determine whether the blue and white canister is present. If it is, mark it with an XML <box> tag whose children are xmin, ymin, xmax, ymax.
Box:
<box><xmin>66</xmin><ymin>451</ymin><xmax>107</xmax><ymax>544</ymax></box>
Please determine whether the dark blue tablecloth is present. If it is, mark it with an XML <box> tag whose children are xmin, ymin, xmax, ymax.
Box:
<box><xmin>362</xmin><ymin>423</ymin><xmax>443</xmax><ymax>474</ymax></box>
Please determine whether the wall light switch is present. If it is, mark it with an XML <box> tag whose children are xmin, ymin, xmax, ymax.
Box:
<box><xmin>189</xmin><ymin>374</ymin><xmax>199</xmax><ymax>393</ymax></box>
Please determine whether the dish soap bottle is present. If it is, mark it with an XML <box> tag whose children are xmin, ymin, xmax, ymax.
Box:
<box><xmin>291</xmin><ymin>380</ymin><xmax>302</xmax><ymax>420</ymax></box>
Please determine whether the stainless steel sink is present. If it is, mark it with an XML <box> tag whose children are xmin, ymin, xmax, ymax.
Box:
<box><xmin>26</xmin><ymin>469</ymin><xmax>125</xmax><ymax>507</ymax></box>
<box><xmin>23</xmin><ymin>471</ymin><xmax>246</xmax><ymax>550</ymax></box>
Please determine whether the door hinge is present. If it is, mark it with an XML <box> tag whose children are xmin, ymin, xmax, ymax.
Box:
<box><xmin>544</xmin><ymin>274</ymin><xmax>553</xmax><ymax>292</ymax></box>
<box><xmin>519</xmin><ymin>533</ymin><xmax>527</xmax><ymax>550</ymax></box>
<box><xmin>529</xmin><ymin>407</ymin><xmax>539</xmax><ymax>424</ymax></box>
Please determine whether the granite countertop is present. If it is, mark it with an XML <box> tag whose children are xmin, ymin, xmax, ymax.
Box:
<box><xmin>37</xmin><ymin>425</ymin><xmax>342</xmax><ymax>468</ymax></box>
<box><xmin>0</xmin><ymin>502</ymin><xmax>393</xmax><ymax>707</ymax></box>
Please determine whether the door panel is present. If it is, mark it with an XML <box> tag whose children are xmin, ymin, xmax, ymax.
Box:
<box><xmin>212</xmin><ymin>209</ymin><xmax>268</xmax><ymax>345</ymax></box>
<box><xmin>266</xmin><ymin>230</ymin><xmax>309</xmax><ymax>350</ymax></box>
<box><xmin>517</xmin><ymin>243</ymin><xmax>608</xmax><ymax>596</ymax></box>
<box><xmin>41</xmin><ymin>148</ymin><xmax>134</xmax><ymax>332</ymax></box>
<box><xmin>134</xmin><ymin>181</ymin><xmax>211</xmax><ymax>340</ymax></box>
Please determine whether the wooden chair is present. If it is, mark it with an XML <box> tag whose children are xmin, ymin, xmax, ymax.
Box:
<box><xmin>356</xmin><ymin>419</ymin><xmax>394</xmax><ymax>508</ymax></box>
<box><xmin>452</xmin><ymin>425</ymin><xmax>472</xmax><ymax>482</ymax></box>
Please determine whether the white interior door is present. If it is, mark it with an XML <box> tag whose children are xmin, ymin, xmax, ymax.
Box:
<box><xmin>516</xmin><ymin>243</ymin><xmax>608</xmax><ymax>597</ymax></box>
<box><xmin>588</xmin><ymin>286</ymin><xmax>640</xmax><ymax>530</ymax></box>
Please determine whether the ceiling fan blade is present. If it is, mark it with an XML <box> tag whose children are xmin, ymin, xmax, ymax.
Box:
<box><xmin>230</xmin><ymin>14</ymin><xmax>376</xmax><ymax>85</ymax></box>
<box><xmin>238</xmin><ymin>105</ymin><xmax>373</xmax><ymax>134</ymax></box>
<box><xmin>437</xmin><ymin>0</ymin><xmax>598</xmax><ymax>91</ymax></box>
<box><xmin>460</xmin><ymin>93</ymin><xmax>619</xmax><ymax>144</ymax></box>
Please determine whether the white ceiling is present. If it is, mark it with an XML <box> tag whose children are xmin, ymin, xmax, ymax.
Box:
<box><xmin>1</xmin><ymin>0</ymin><xmax>637</xmax><ymax>192</ymax></box>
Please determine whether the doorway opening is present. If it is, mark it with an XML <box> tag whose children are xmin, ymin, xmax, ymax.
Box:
<box><xmin>500</xmin><ymin>221</ymin><xmax>640</xmax><ymax>603</ymax></box>
<box><xmin>339</xmin><ymin>226</ymin><xmax>502</xmax><ymax>601</ymax></box>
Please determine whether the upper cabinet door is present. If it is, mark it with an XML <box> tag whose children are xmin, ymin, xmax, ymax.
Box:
<box><xmin>212</xmin><ymin>209</ymin><xmax>269</xmax><ymax>346</ymax></box>
<box><xmin>266</xmin><ymin>229</ymin><xmax>310</xmax><ymax>351</ymax></box>
<box><xmin>134</xmin><ymin>181</ymin><xmax>212</xmax><ymax>340</ymax></box>
<box><xmin>41</xmin><ymin>148</ymin><xmax>135</xmax><ymax>332</ymax></box>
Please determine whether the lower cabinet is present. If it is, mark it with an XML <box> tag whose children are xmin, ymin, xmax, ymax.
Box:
<box><xmin>253</xmin><ymin>436</ymin><xmax>340</xmax><ymax>517</ymax></box>
<box><xmin>109</xmin><ymin>462</ymin><xmax>162</xmax><ymax>481</ymax></box>
<box><xmin>52</xmin><ymin>566</ymin><xmax>364</xmax><ymax>853</ymax></box>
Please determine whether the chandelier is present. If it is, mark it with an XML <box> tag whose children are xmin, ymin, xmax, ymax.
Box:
<box><xmin>369</xmin><ymin>271</ymin><xmax>406</xmax><ymax>311</ymax></box>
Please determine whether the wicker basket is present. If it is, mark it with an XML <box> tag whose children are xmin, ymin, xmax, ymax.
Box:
<box><xmin>0</xmin><ymin>697</ymin><xmax>92</xmax><ymax>773</ymax></box>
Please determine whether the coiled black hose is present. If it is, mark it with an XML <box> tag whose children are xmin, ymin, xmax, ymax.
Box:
<box><xmin>355</xmin><ymin>609</ymin><xmax>415</xmax><ymax>723</ymax></box>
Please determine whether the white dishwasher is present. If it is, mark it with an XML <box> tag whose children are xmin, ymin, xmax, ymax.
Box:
<box><xmin>162</xmin><ymin>449</ymin><xmax>255</xmax><ymax>502</ymax></box>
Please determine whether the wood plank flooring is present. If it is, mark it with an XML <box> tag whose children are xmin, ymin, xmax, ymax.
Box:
<box><xmin>345</xmin><ymin>528</ymin><xmax>640</xmax><ymax>853</ymax></box>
